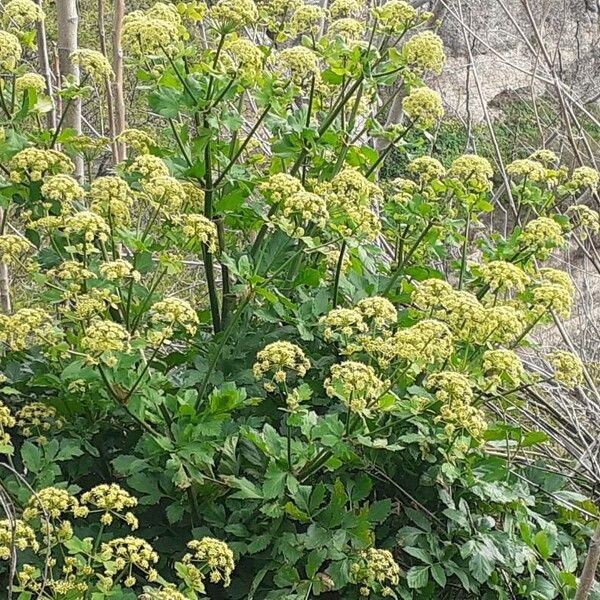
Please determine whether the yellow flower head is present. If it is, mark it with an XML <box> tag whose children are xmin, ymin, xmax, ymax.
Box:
<box><xmin>350</xmin><ymin>547</ymin><xmax>400</xmax><ymax>596</ymax></box>
<box><xmin>356</xmin><ymin>296</ymin><xmax>397</xmax><ymax>328</ymax></box>
<box><xmin>320</xmin><ymin>307</ymin><xmax>367</xmax><ymax>341</ymax></box>
<box><xmin>272</xmin><ymin>190</ymin><xmax>329</xmax><ymax>237</ymax></box>
<box><xmin>41</xmin><ymin>174</ymin><xmax>85</xmax><ymax>211</ymax></box>
<box><xmin>570</xmin><ymin>165</ymin><xmax>600</xmax><ymax>191</ymax></box>
<box><xmin>567</xmin><ymin>204</ymin><xmax>600</xmax><ymax>239</ymax></box>
<box><xmin>407</xmin><ymin>156</ymin><xmax>446</xmax><ymax>184</ymax></box>
<box><xmin>372</xmin><ymin>0</ymin><xmax>418</xmax><ymax>32</ymax></box>
<box><xmin>209</xmin><ymin>0</ymin><xmax>259</xmax><ymax>29</ymax></box>
<box><xmin>402</xmin><ymin>86</ymin><xmax>444</xmax><ymax>129</ymax></box>
<box><xmin>150</xmin><ymin>297</ymin><xmax>199</xmax><ymax>336</ymax></box>
<box><xmin>183</xmin><ymin>537</ymin><xmax>235</xmax><ymax>588</ymax></box>
<box><xmin>329</xmin><ymin>0</ymin><xmax>363</xmax><ymax>18</ymax></box>
<box><xmin>82</xmin><ymin>320</ymin><xmax>130</xmax><ymax>358</ymax></box>
<box><xmin>253</xmin><ymin>340</ymin><xmax>310</xmax><ymax>387</ymax></box>
<box><xmin>0</xmin><ymin>30</ymin><xmax>21</xmax><ymax>71</ymax></box>
<box><xmin>15</xmin><ymin>72</ymin><xmax>46</xmax><ymax>96</ymax></box>
<box><xmin>327</xmin><ymin>17</ymin><xmax>365</xmax><ymax>41</ymax></box>
<box><xmin>81</xmin><ymin>483</ymin><xmax>138</xmax><ymax>529</ymax></box>
<box><xmin>127</xmin><ymin>154</ymin><xmax>170</xmax><ymax>179</ymax></box>
<box><xmin>142</xmin><ymin>175</ymin><xmax>185</xmax><ymax>214</ymax></box>
<box><xmin>547</xmin><ymin>350</ymin><xmax>584</xmax><ymax>389</ymax></box>
<box><xmin>100</xmin><ymin>259</ymin><xmax>141</xmax><ymax>282</ymax></box>
<box><xmin>9</xmin><ymin>148</ymin><xmax>74</xmax><ymax>183</ymax></box>
<box><xmin>3</xmin><ymin>0</ymin><xmax>44</xmax><ymax>28</ymax></box>
<box><xmin>0</xmin><ymin>234</ymin><xmax>30</xmax><ymax>265</ymax></box>
<box><xmin>260</xmin><ymin>173</ymin><xmax>304</xmax><ymax>203</ymax></box>
<box><xmin>482</xmin><ymin>349</ymin><xmax>525</xmax><ymax>387</ymax></box>
<box><xmin>325</xmin><ymin>361</ymin><xmax>386</xmax><ymax>412</ymax></box>
<box><xmin>274</xmin><ymin>46</ymin><xmax>320</xmax><ymax>85</ymax></box>
<box><xmin>0</xmin><ymin>520</ymin><xmax>38</xmax><ymax>560</ymax></box>
<box><xmin>506</xmin><ymin>159</ymin><xmax>547</xmax><ymax>182</ymax></box>
<box><xmin>64</xmin><ymin>211</ymin><xmax>110</xmax><ymax>243</ymax></box>
<box><xmin>521</xmin><ymin>217</ymin><xmax>564</xmax><ymax>259</ymax></box>
<box><xmin>23</xmin><ymin>487</ymin><xmax>84</xmax><ymax>521</ymax></box>
<box><xmin>479</xmin><ymin>260</ymin><xmax>529</xmax><ymax>292</ymax></box>
<box><xmin>4</xmin><ymin>308</ymin><xmax>55</xmax><ymax>351</ymax></box>
<box><xmin>181</xmin><ymin>214</ymin><xmax>219</xmax><ymax>252</ymax></box>
<box><xmin>117</xmin><ymin>129</ymin><xmax>157</xmax><ymax>154</ymax></box>
<box><xmin>15</xmin><ymin>401</ymin><xmax>61</xmax><ymax>439</ymax></box>
<box><xmin>71</xmin><ymin>49</ymin><xmax>114</xmax><ymax>82</ymax></box>
<box><xmin>448</xmin><ymin>154</ymin><xmax>494</xmax><ymax>192</ymax></box>
<box><xmin>290</xmin><ymin>4</ymin><xmax>326</xmax><ymax>35</ymax></box>
<box><xmin>395</xmin><ymin>319</ymin><xmax>454</xmax><ymax>365</ymax></box>
<box><xmin>89</xmin><ymin>176</ymin><xmax>133</xmax><ymax>227</ymax></box>
<box><xmin>529</xmin><ymin>149</ymin><xmax>558</xmax><ymax>166</ymax></box>
<box><xmin>122</xmin><ymin>10</ymin><xmax>181</xmax><ymax>57</ymax></box>
<box><xmin>223</xmin><ymin>38</ymin><xmax>264</xmax><ymax>81</ymax></box>
<box><xmin>402</xmin><ymin>31</ymin><xmax>445</xmax><ymax>74</ymax></box>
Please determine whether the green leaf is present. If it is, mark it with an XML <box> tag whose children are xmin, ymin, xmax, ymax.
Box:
<box><xmin>431</xmin><ymin>564</ymin><xmax>447</xmax><ymax>588</ymax></box>
<box><xmin>534</xmin><ymin>531</ymin><xmax>551</xmax><ymax>560</ymax></box>
<box><xmin>227</xmin><ymin>476</ymin><xmax>263</xmax><ymax>500</ymax></box>
<box><xmin>469</xmin><ymin>551</ymin><xmax>495</xmax><ymax>584</ymax></box>
<box><xmin>403</xmin><ymin>546</ymin><xmax>432</xmax><ymax>564</ymax></box>
<box><xmin>306</xmin><ymin>548</ymin><xmax>327</xmax><ymax>579</ymax></box>
<box><xmin>262</xmin><ymin>463</ymin><xmax>287</xmax><ymax>499</ymax></box>
<box><xmin>21</xmin><ymin>441</ymin><xmax>42</xmax><ymax>473</ymax></box>
<box><xmin>368</xmin><ymin>499</ymin><xmax>391</xmax><ymax>523</ymax></box>
<box><xmin>560</xmin><ymin>545</ymin><xmax>577</xmax><ymax>573</ymax></box>
<box><xmin>407</xmin><ymin>565</ymin><xmax>429</xmax><ymax>589</ymax></box>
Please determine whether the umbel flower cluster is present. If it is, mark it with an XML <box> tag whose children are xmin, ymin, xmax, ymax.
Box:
<box><xmin>1</xmin><ymin>483</ymin><xmax>235</xmax><ymax>597</ymax></box>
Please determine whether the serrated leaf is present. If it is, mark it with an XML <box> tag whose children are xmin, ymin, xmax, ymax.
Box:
<box><xmin>407</xmin><ymin>565</ymin><xmax>429</xmax><ymax>589</ymax></box>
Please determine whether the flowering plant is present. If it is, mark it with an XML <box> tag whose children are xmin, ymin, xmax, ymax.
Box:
<box><xmin>0</xmin><ymin>0</ymin><xmax>598</xmax><ymax>598</ymax></box>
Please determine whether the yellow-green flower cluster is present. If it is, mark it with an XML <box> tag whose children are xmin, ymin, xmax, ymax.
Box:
<box><xmin>356</xmin><ymin>296</ymin><xmax>397</xmax><ymax>328</ymax></box>
<box><xmin>350</xmin><ymin>547</ymin><xmax>400</xmax><ymax>598</ymax></box>
<box><xmin>101</xmin><ymin>536</ymin><xmax>159</xmax><ymax>586</ymax></box>
<box><xmin>482</xmin><ymin>349</ymin><xmax>525</xmax><ymax>387</ymax></box>
<box><xmin>143</xmin><ymin>175</ymin><xmax>185</xmax><ymax>215</ymax></box>
<box><xmin>182</xmin><ymin>537</ymin><xmax>235</xmax><ymax>587</ymax></box>
<box><xmin>81</xmin><ymin>484</ymin><xmax>138</xmax><ymax>529</ymax></box>
<box><xmin>9</xmin><ymin>148</ymin><xmax>74</xmax><ymax>183</ymax></box>
<box><xmin>0</xmin><ymin>400</ymin><xmax>15</xmax><ymax>447</ymax></box>
<box><xmin>82</xmin><ymin>320</ymin><xmax>130</xmax><ymax>361</ymax></box>
<box><xmin>41</xmin><ymin>174</ymin><xmax>85</xmax><ymax>211</ymax></box>
<box><xmin>181</xmin><ymin>182</ymin><xmax>205</xmax><ymax>209</ymax></box>
<box><xmin>150</xmin><ymin>297</ymin><xmax>199</xmax><ymax>337</ymax></box>
<box><xmin>50</xmin><ymin>260</ymin><xmax>94</xmax><ymax>290</ymax></box>
<box><xmin>15</xmin><ymin>72</ymin><xmax>46</xmax><ymax>96</ymax></box>
<box><xmin>100</xmin><ymin>259</ymin><xmax>141</xmax><ymax>282</ymax></box>
<box><xmin>273</xmin><ymin>190</ymin><xmax>329</xmax><ymax>237</ymax></box>
<box><xmin>570</xmin><ymin>166</ymin><xmax>600</xmax><ymax>191</ymax></box>
<box><xmin>260</xmin><ymin>0</ymin><xmax>302</xmax><ymax>31</ymax></box>
<box><xmin>146</xmin><ymin>589</ymin><xmax>188</xmax><ymax>600</ymax></box>
<box><xmin>122</xmin><ymin>9</ymin><xmax>181</xmax><ymax>57</ymax></box>
<box><xmin>568</xmin><ymin>204</ymin><xmax>600</xmax><ymax>238</ymax></box>
<box><xmin>326</xmin><ymin>167</ymin><xmax>382</xmax><ymax>240</ymax></box>
<box><xmin>0</xmin><ymin>520</ymin><xmax>39</xmax><ymax>560</ymax></box>
<box><xmin>290</xmin><ymin>5</ymin><xmax>326</xmax><ymax>35</ymax></box>
<box><xmin>0</xmin><ymin>234</ymin><xmax>30</xmax><ymax>265</ymax></box>
<box><xmin>181</xmin><ymin>214</ymin><xmax>219</xmax><ymax>252</ymax></box>
<box><xmin>3</xmin><ymin>0</ymin><xmax>43</xmax><ymax>27</ymax></box>
<box><xmin>128</xmin><ymin>154</ymin><xmax>170</xmax><ymax>180</ymax></box>
<box><xmin>253</xmin><ymin>341</ymin><xmax>310</xmax><ymax>390</ymax></box>
<box><xmin>209</xmin><ymin>0</ymin><xmax>259</xmax><ymax>29</ymax></box>
<box><xmin>64</xmin><ymin>211</ymin><xmax>110</xmax><ymax>243</ymax></box>
<box><xmin>448</xmin><ymin>154</ymin><xmax>494</xmax><ymax>192</ymax></box>
<box><xmin>0</xmin><ymin>30</ymin><xmax>21</xmax><ymax>71</ymax></box>
<box><xmin>71</xmin><ymin>49</ymin><xmax>113</xmax><ymax>83</ymax></box>
<box><xmin>325</xmin><ymin>361</ymin><xmax>385</xmax><ymax>412</ymax></box>
<box><xmin>529</xmin><ymin>149</ymin><xmax>558</xmax><ymax>165</ymax></box>
<box><xmin>15</xmin><ymin>401</ymin><xmax>62</xmax><ymax>441</ymax></box>
<box><xmin>402</xmin><ymin>31</ymin><xmax>445</xmax><ymax>74</ymax></box>
<box><xmin>479</xmin><ymin>260</ymin><xmax>529</xmax><ymax>292</ymax></box>
<box><xmin>275</xmin><ymin>46</ymin><xmax>320</xmax><ymax>85</ymax></box>
<box><xmin>407</xmin><ymin>156</ymin><xmax>446</xmax><ymax>184</ymax></box>
<box><xmin>402</xmin><ymin>86</ymin><xmax>444</xmax><ymax>129</ymax></box>
<box><xmin>117</xmin><ymin>129</ymin><xmax>157</xmax><ymax>154</ymax></box>
<box><xmin>2</xmin><ymin>308</ymin><xmax>55</xmax><ymax>351</ymax></box>
<box><xmin>428</xmin><ymin>371</ymin><xmax>487</xmax><ymax>437</ymax></box>
<box><xmin>506</xmin><ymin>159</ymin><xmax>546</xmax><ymax>182</ymax></box>
<box><xmin>89</xmin><ymin>176</ymin><xmax>134</xmax><ymax>227</ymax></box>
<box><xmin>547</xmin><ymin>350</ymin><xmax>584</xmax><ymax>389</ymax></box>
<box><xmin>223</xmin><ymin>38</ymin><xmax>264</xmax><ymax>81</ymax></box>
<box><xmin>67</xmin><ymin>289</ymin><xmax>118</xmax><ymax>320</ymax></box>
<box><xmin>23</xmin><ymin>487</ymin><xmax>87</xmax><ymax>521</ymax></box>
<box><xmin>372</xmin><ymin>0</ymin><xmax>418</xmax><ymax>32</ymax></box>
<box><xmin>328</xmin><ymin>17</ymin><xmax>364</xmax><ymax>41</ymax></box>
<box><xmin>531</xmin><ymin>281</ymin><xmax>573</xmax><ymax>319</ymax></box>
<box><xmin>330</xmin><ymin>0</ymin><xmax>362</xmax><ymax>18</ymax></box>
<box><xmin>484</xmin><ymin>305</ymin><xmax>525</xmax><ymax>345</ymax></box>
<box><xmin>320</xmin><ymin>307</ymin><xmax>368</xmax><ymax>341</ymax></box>
<box><xmin>260</xmin><ymin>173</ymin><xmax>304</xmax><ymax>204</ymax></box>
<box><xmin>394</xmin><ymin>319</ymin><xmax>454</xmax><ymax>365</ymax></box>
<box><xmin>521</xmin><ymin>217</ymin><xmax>564</xmax><ymax>259</ymax></box>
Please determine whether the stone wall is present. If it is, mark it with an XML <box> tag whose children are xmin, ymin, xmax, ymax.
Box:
<box><xmin>433</xmin><ymin>0</ymin><xmax>600</xmax><ymax>120</ymax></box>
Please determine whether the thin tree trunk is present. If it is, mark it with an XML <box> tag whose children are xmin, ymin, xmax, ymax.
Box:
<box><xmin>0</xmin><ymin>209</ymin><xmax>11</xmax><ymax>315</ymax></box>
<box><xmin>575</xmin><ymin>520</ymin><xmax>600</xmax><ymax>600</ymax></box>
<box><xmin>97</xmin><ymin>0</ymin><xmax>118</xmax><ymax>165</ymax></box>
<box><xmin>35</xmin><ymin>0</ymin><xmax>56</xmax><ymax>130</ymax></box>
<box><xmin>113</xmin><ymin>0</ymin><xmax>126</xmax><ymax>162</ymax></box>
<box><xmin>56</xmin><ymin>0</ymin><xmax>84</xmax><ymax>179</ymax></box>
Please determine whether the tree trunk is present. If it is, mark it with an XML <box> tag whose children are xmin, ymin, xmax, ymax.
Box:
<box><xmin>35</xmin><ymin>0</ymin><xmax>56</xmax><ymax>130</ymax></box>
<box><xmin>575</xmin><ymin>520</ymin><xmax>600</xmax><ymax>600</ymax></box>
<box><xmin>56</xmin><ymin>0</ymin><xmax>84</xmax><ymax>179</ymax></box>
<box><xmin>113</xmin><ymin>0</ymin><xmax>127</xmax><ymax>162</ymax></box>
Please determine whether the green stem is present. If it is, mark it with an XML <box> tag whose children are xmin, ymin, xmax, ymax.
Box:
<box><xmin>458</xmin><ymin>211</ymin><xmax>471</xmax><ymax>290</ymax></box>
<box><xmin>332</xmin><ymin>241</ymin><xmax>347</xmax><ymax>308</ymax></box>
